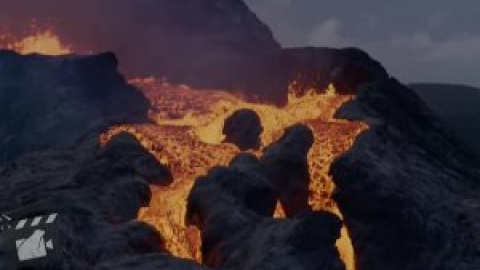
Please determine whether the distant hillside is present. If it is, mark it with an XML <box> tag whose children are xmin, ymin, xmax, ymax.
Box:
<box><xmin>410</xmin><ymin>83</ymin><xmax>480</xmax><ymax>158</ymax></box>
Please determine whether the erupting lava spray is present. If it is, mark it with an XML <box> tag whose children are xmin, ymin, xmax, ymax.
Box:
<box><xmin>6</xmin><ymin>30</ymin><xmax>70</xmax><ymax>55</ymax></box>
<box><xmin>0</xmin><ymin>24</ymin><xmax>70</xmax><ymax>55</ymax></box>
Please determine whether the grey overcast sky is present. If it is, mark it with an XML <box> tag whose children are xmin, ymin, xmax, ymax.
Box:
<box><xmin>244</xmin><ymin>0</ymin><xmax>480</xmax><ymax>87</ymax></box>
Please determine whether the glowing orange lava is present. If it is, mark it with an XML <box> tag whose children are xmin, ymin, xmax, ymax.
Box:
<box><xmin>101</xmin><ymin>78</ymin><xmax>367</xmax><ymax>270</ymax></box>
<box><xmin>1</xmin><ymin>29</ymin><xmax>70</xmax><ymax>55</ymax></box>
<box><xmin>0</xmin><ymin>22</ymin><xmax>364</xmax><ymax>270</ymax></box>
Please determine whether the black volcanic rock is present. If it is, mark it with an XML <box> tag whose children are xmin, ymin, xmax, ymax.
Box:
<box><xmin>100</xmin><ymin>132</ymin><xmax>173</xmax><ymax>185</ymax></box>
<box><xmin>222</xmin><ymin>109</ymin><xmax>263</xmax><ymax>151</ymax></box>
<box><xmin>121</xmin><ymin>0</ymin><xmax>281</xmax><ymax>89</ymax></box>
<box><xmin>332</xmin><ymin>79</ymin><xmax>480</xmax><ymax>270</ymax></box>
<box><xmin>90</xmin><ymin>221</ymin><xmax>168</xmax><ymax>263</ymax></box>
<box><xmin>186</xmin><ymin>154</ymin><xmax>345</xmax><ymax>270</ymax></box>
<box><xmin>261</xmin><ymin>124</ymin><xmax>314</xmax><ymax>217</ymax></box>
<box><xmin>0</xmin><ymin>51</ymin><xmax>149</xmax><ymax>165</ymax></box>
<box><xmin>217</xmin><ymin>211</ymin><xmax>345</xmax><ymax>270</ymax></box>
<box><xmin>227</xmin><ymin>153</ymin><xmax>278</xmax><ymax>216</ymax></box>
<box><xmin>186</xmin><ymin>155</ymin><xmax>277</xmax><ymax>229</ymax></box>
<box><xmin>0</xmin><ymin>134</ymin><xmax>188</xmax><ymax>269</ymax></box>
<box><xmin>241</xmin><ymin>47</ymin><xmax>389</xmax><ymax>104</ymax></box>
<box><xmin>94</xmin><ymin>254</ymin><xmax>210</xmax><ymax>270</ymax></box>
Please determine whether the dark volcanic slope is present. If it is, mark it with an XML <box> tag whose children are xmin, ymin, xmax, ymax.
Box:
<box><xmin>0</xmin><ymin>0</ymin><xmax>388</xmax><ymax>104</ymax></box>
<box><xmin>410</xmin><ymin>83</ymin><xmax>480</xmax><ymax>159</ymax></box>
<box><xmin>0</xmin><ymin>0</ymin><xmax>280</xmax><ymax>91</ymax></box>
<box><xmin>245</xmin><ymin>47</ymin><xmax>389</xmax><ymax>103</ymax></box>
<box><xmin>0</xmin><ymin>51</ymin><xmax>149</xmax><ymax>165</ymax></box>
<box><xmin>0</xmin><ymin>132</ymin><xmax>207</xmax><ymax>269</ymax></box>
<box><xmin>332</xmin><ymin>79</ymin><xmax>480</xmax><ymax>270</ymax></box>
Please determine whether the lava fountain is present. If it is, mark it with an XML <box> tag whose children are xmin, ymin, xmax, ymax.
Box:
<box><xmin>0</xmin><ymin>26</ymin><xmax>71</xmax><ymax>55</ymax></box>
<box><xmin>101</xmin><ymin>78</ymin><xmax>367</xmax><ymax>270</ymax></box>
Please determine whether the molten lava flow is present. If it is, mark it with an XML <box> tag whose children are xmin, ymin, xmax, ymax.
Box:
<box><xmin>1</xmin><ymin>29</ymin><xmax>70</xmax><ymax>55</ymax></box>
<box><xmin>101</xmin><ymin>78</ymin><xmax>367</xmax><ymax>270</ymax></box>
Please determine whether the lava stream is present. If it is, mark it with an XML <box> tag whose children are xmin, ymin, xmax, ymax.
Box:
<box><xmin>2</xmin><ymin>22</ymin><xmax>366</xmax><ymax>270</ymax></box>
<box><xmin>102</xmin><ymin>78</ymin><xmax>367</xmax><ymax>270</ymax></box>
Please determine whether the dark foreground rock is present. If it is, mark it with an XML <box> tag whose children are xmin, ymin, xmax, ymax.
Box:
<box><xmin>222</xmin><ymin>109</ymin><xmax>263</xmax><ymax>151</ymax></box>
<box><xmin>187</xmin><ymin>151</ymin><xmax>345</xmax><ymax>270</ymax></box>
<box><xmin>0</xmin><ymin>51</ymin><xmax>149</xmax><ymax>166</ymax></box>
<box><xmin>332</xmin><ymin>79</ymin><xmax>480</xmax><ymax>270</ymax></box>
<box><xmin>95</xmin><ymin>254</ymin><xmax>210</xmax><ymax>270</ymax></box>
<box><xmin>243</xmin><ymin>47</ymin><xmax>389</xmax><ymax>104</ymax></box>
<box><xmin>99</xmin><ymin>132</ymin><xmax>173</xmax><ymax>185</ymax></box>
<box><xmin>261</xmin><ymin>124</ymin><xmax>314</xmax><ymax>217</ymax></box>
<box><xmin>0</xmin><ymin>133</ymin><xmax>207</xmax><ymax>269</ymax></box>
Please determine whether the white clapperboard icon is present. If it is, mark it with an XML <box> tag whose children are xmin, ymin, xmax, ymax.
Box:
<box><xmin>0</xmin><ymin>212</ymin><xmax>61</xmax><ymax>270</ymax></box>
<box><xmin>15</xmin><ymin>213</ymin><xmax>58</xmax><ymax>261</ymax></box>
